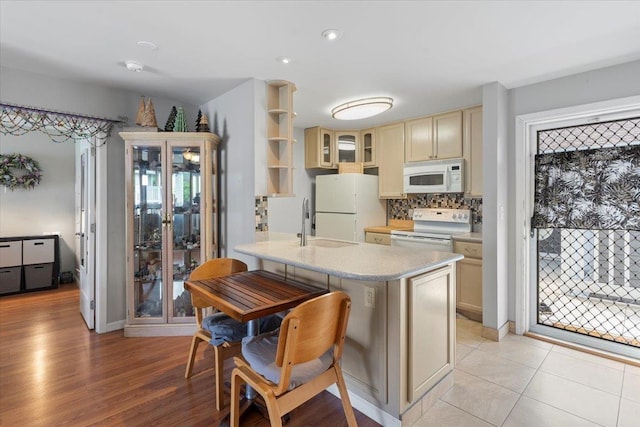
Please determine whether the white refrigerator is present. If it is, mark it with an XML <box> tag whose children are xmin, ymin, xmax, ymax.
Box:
<box><xmin>315</xmin><ymin>174</ymin><xmax>386</xmax><ymax>242</ymax></box>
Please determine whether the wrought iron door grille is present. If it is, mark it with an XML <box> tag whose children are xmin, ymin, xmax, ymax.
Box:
<box><xmin>536</xmin><ymin>116</ymin><xmax>640</xmax><ymax>349</ymax></box>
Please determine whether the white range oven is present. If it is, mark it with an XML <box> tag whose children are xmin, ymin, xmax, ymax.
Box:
<box><xmin>391</xmin><ymin>208</ymin><xmax>471</xmax><ymax>252</ymax></box>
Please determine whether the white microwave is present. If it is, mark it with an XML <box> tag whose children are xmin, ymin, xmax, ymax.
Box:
<box><xmin>403</xmin><ymin>159</ymin><xmax>464</xmax><ymax>194</ymax></box>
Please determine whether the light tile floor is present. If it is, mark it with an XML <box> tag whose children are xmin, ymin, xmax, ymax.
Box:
<box><xmin>413</xmin><ymin>318</ymin><xmax>640</xmax><ymax>427</ymax></box>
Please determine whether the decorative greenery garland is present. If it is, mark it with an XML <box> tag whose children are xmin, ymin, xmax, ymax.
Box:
<box><xmin>0</xmin><ymin>153</ymin><xmax>42</xmax><ymax>190</ymax></box>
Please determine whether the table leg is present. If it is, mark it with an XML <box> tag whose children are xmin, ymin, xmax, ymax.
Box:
<box><xmin>244</xmin><ymin>319</ymin><xmax>259</xmax><ymax>400</ymax></box>
<box><xmin>220</xmin><ymin>319</ymin><xmax>260</xmax><ymax>426</ymax></box>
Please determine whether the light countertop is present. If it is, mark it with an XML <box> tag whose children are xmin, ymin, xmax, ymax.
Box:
<box><xmin>452</xmin><ymin>232</ymin><xmax>483</xmax><ymax>243</ymax></box>
<box><xmin>364</xmin><ymin>219</ymin><xmax>414</xmax><ymax>234</ymax></box>
<box><xmin>236</xmin><ymin>235</ymin><xmax>462</xmax><ymax>281</ymax></box>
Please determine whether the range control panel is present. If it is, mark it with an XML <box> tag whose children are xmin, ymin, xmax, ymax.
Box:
<box><xmin>412</xmin><ymin>208</ymin><xmax>472</xmax><ymax>224</ymax></box>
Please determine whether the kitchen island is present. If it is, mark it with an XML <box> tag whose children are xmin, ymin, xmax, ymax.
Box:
<box><xmin>235</xmin><ymin>236</ymin><xmax>463</xmax><ymax>427</ymax></box>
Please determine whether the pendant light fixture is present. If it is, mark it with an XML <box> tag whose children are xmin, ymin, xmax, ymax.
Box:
<box><xmin>331</xmin><ymin>97</ymin><xmax>393</xmax><ymax>120</ymax></box>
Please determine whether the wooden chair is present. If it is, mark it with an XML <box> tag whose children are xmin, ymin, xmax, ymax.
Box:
<box><xmin>184</xmin><ymin>258</ymin><xmax>248</xmax><ymax>411</ymax></box>
<box><xmin>230</xmin><ymin>291</ymin><xmax>357</xmax><ymax>427</ymax></box>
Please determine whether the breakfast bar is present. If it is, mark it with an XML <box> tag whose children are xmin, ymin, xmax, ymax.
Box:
<box><xmin>235</xmin><ymin>236</ymin><xmax>463</xmax><ymax>427</ymax></box>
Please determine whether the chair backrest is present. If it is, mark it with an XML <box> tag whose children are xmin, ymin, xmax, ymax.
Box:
<box><xmin>189</xmin><ymin>258</ymin><xmax>248</xmax><ymax>325</ymax></box>
<box><xmin>273</xmin><ymin>291</ymin><xmax>351</xmax><ymax>395</ymax></box>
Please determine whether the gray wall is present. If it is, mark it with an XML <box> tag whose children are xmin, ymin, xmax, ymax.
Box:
<box><xmin>201</xmin><ymin>79</ymin><xmax>260</xmax><ymax>268</ymax></box>
<box><xmin>0</xmin><ymin>132</ymin><xmax>75</xmax><ymax>273</ymax></box>
<box><xmin>504</xmin><ymin>59</ymin><xmax>640</xmax><ymax>321</ymax></box>
<box><xmin>0</xmin><ymin>66</ymin><xmax>198</xmax><ymax>326</ymax></box>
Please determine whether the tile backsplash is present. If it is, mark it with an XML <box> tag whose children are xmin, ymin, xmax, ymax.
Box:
<box><xmin>388</xmin><ymin>194</ymin><xmax>483</xmax><ymax>226</ymax></box>
<box><xmin>255</xmin><ymin>196</ymin><xmax>268</xmax><ymax>231</ymax></box>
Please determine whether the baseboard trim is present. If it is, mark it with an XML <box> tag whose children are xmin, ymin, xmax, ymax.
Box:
<box><xmin>481</xmin><ymin>321</ymin><xmax>510</xmax><ymax>341</ymax></box>
<box><xmin>124</xmin><ymin>323</ymin><xmax>197</xmax><ymax>337</ymax></box>
<box><xmin>105</xmin><ymin>320</ymin><xmax>126</xmax><ymax>333</ymax></box>
<box><xmin>326</xmin><ymin>384</ymin><xmax>401</xmax><ymax>427</ymax></box>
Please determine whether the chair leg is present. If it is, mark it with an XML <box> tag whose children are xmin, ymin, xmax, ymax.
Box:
<box><xmin>230</xmin><ymin>369</ymin><xmax>242</xmax><ymax>427</ymax></box>
<box><xmin>214</xmin><ymin>347</ymin><xmax>225</xmax><ymax>411</ymax></box>
<box><xmin>184</xmin><ymin>335</ymin><xmax>202</xmax><ymax>379</ymax></box>
<box><xmin>334</xmin><ymin>365</ymin><xmax>358</xmax><ymax>427</ymax></box>
<box><xmin>260</xmin><ymin>390</ymin><xmax>283</xmax><ymax>427</ymax></box>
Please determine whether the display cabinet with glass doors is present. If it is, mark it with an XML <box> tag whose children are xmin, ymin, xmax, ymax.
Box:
<box><xmin>120</xmin><ymin>132</ymin><xmax>219</xmax><ymax>336</ymax></box>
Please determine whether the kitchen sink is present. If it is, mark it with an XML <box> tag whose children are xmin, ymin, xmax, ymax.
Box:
<box><xmin>308</xmin><ymin>239</ymin><xmax>358</xmax><ymax>248</ymax></box>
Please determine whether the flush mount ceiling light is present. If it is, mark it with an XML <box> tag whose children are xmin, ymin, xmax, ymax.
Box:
<box><xmin>125</xmin><ymin>60</ymin><xmax>144</xmax><ymax>72</ymax></box>
<box><xmin>331</xmin><ymin>97</ymin><xmax>393</xmax><ymax>120</ymax></box>
<box><xmin>321</xmin><ymin>29</ymin><xmax>342</xmax><ymax>41</ymax></box>
<box><xmin>276</xmin><ymin>56</ymin><xmax>293</xmax><ymax>64</ymax></box>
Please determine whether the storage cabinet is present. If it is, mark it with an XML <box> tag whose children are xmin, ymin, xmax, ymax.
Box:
<box><xmin>334</xmin><ymin>131</ymin><xmax>359</xmax><ymax>164</ymax></box>
<box><xmin>120</xmin><ymin>131</ymin><xmax>219</xmax><ymax>335</ymax></box>
<box><xmin>360</xmin><ymin>128</ymin><xmax>376</xmax><ymax>167</ymax></box>
<box><xmin>0</xmin><ymin>235</ymin><xmax>60</xmax><ymax>295</ymax></box>
<box><xmin>454</xmin><ymin>240</ymin><xmax>483</xmax><ymax>321</ymax></box>
<box><xmin>377</xmin><ymin>122</ymin><xmax>406</xmax><ymax>199</ymax></box>
<box><xmin>405</xmin><ymin>110</ymin><xmax>463</xmax><ymax>162</ymax></box>
<box><xmin>365</xmin><ymin>231</ymin><xmax>391</xmax><ymax>245</ymax></box>
<box><xmin>407</xmin><ymin>266</ymin><xmax>455</xmax><ymax>402</ymax></box>
<box><xmin>305</xmin><ymin>126</ymin><xmax>377</xmax><ymax>169</ymax></box>
<box><xmin>463</xmin><ymin>106</ymin><xmax>483</xmax><ymax>196</ymax></box>
<box><xmin>267</xmin><ymin>80</ymin><xmax>296</xmax><ymax>196</ymax></box>
<box><xmin>304</xmin><ymin>127</ymin><xmax>334</xmax><ymax>168</ymax></box>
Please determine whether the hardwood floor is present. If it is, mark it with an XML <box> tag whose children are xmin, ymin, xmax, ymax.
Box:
<box><xmin>0</xmin><ymin>284</ymin><xmax>380</xmax><ymax>426</ymax></box>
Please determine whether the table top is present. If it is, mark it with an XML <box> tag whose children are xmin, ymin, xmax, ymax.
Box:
<box><xmin>184</xmin><ymin>269</ymin><xmax>327</xmax><ymax>322</ymax></box>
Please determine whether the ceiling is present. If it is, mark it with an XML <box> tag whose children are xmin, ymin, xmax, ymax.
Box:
<box><xmin>2</xmin><ymin>1</ymin><xmax>640</xmax><ymax>130</ymax></box>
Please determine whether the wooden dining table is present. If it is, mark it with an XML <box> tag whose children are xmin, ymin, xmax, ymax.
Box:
<box><xmin>184</xmin><ymin>269</ymin><xmax>327</xmax><ymax>324</ymax></box>
<box><xmin>184</xmin><ymin>269</ymin><xmax>327</xmax><ymax>424</ymax></box>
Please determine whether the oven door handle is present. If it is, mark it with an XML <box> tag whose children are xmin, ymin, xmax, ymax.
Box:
<box><xmin>390</xmin><ymin>235</ymin><xmax>451</xmax><ymax>246</ymax></box>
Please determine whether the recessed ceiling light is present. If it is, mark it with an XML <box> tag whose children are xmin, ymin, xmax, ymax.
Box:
<box><xmin>125</xmin><ymin>61</ymin><xmax>144</xmax><ymax>72</ymax></box>
<box><xmin>276</xmin><ymin>56</ymin><xmax>294</xmax><ymax>64</ymax></box>
<box><xmin>321</xmin><ymin>29</ymin><xmax>342</xmax><ymax>41</ymax></box>
<box><xmin>137</xmin><ymin>40</ymin><xmax>158</xmax><ymax>51</ymax></box>
<box><xmin>331</xmin><ymin>97</ymin><xmax>393</xmax><ymax>120</ymax></box>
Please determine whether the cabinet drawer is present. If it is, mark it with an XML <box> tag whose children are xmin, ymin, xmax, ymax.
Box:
<box><xmin>0</xmin><ymin>241</ymin><xmax>22</xmax><ymax>268</ymax></box>
<box><xmin>23</xmin><ymin>239</ymin><xmax>55</xmax><ymax>265</ymax></box>
<box><xmin>24</xmin><ymin>263</ymin><xmax>53</xmax><ymax>289</ymax></box>
<box><xmin>453</xmin><ymin>241</ymin><xmax>482</xmax><ymax>259</ymax></box>
<box><xmin>365</xmin><ymin>232</ymin><xmax>391</xmax><ymax>245</ymax></box>
<box><xmin>0</xmin><ymin>266</ymin><xmax>21</xmax><ymax>294</ymax></box>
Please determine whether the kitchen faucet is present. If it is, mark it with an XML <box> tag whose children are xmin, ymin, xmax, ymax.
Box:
<box><xmin>300</xmin><ymin>197</ymin><xmax>309</xmax><ymax>246</ymax></box>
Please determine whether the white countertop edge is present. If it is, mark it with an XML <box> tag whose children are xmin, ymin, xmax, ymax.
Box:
<box><xmin>235</xmin><ymin>245</ymin><xmax>463</xmax><ymax>282</ymax></box>
<box><xmin>452</xmin><ymin>232</ymin><xmax>483</xmax><ymax>243</ymax></box>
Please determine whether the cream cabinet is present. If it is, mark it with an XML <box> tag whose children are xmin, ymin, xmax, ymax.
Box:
<box><xmin>463</xmin><ymin>106</ymin><xmax>483</xmax><ymax>196</ymax></box>
<box><xmin>305</xmin><ymin>127</ymin><xmax>377</xmax><ymax>169</ymax></box>
<box><xmin>407</xmin><ymin>266</ymin><xmax>455</xmax><ymax>402</ymax></box>
<box><xmin>405</xmin><ymin>110</ymin><xmax>463</xmax><ymax>162</ymax></box>
<box><xmin>266</xmin><ymin>80</ymin><xmax>296</xmax><ymax>196</ymax></box>
<box><xmin>377</xmin><ymin>122</ymin><xmax>406</xmax><ymax>199</ymax></box>
<box><xmin>454</xmin><ymin>240</ymin><xmax>483</xmax><ymax>321</ymax></box>
<box><xmin>121</xmin><ymin>131</ymin><xmax>219</xmax><ymax>336</ymax></box>
<box><xmin>365</xmin><ymin>231</ymin><xmax>391</xmax><ymax>245</ymax></box>
<box><xmin>304</xmin><ymin>127</ymin><xmax>334</xmax><ymax>168</ymax></box>
<box><xmin>360</xmin><ymin>128</ymin><xmax>376</xmax><ymax>167</ymax></box>
<box><xmin>334</xmin><ymin>131</ymin><xmax>359</xmax><ymax>165</ymax></box>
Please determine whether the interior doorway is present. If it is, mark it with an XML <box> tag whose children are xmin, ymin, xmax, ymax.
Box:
<box><xmin>75</xmin><ymin>138</ymin><xmax>95</xmax><ymax>329</ymax></box>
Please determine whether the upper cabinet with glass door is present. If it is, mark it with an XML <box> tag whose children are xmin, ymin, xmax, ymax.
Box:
<box><xmin>360</xmin><ymin>128</ymin><xmax>376</xmax><ymax>167</ymax></box>
<box><xmin>120</xmin><ymin>131</ymin><xmax>219</xmax><ymax>336</ymax></box>
<box><xmin>334</xmin><ymin>131</ymin><xmax>358</xmax><ymax>164</ymax></box>
<box><xmin>305</xmin><ymin>127</ymin><xmax>377</xmax><ymax>169</ymax></box>
<box><xmin>304</xmin><ymin>127</ymin><xmax>334</xmax><ymax>169</ymax></box>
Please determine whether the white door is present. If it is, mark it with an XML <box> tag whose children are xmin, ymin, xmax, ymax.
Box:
<box><xmin>76</xmin><ymin>141</ymin><xmax>95</xmax><ymax>329</ymax></box>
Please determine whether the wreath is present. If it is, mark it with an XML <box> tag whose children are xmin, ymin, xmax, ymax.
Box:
<box><xmin>0</xmin><ymin>153</ymin><xmax>42</xmax><ymax>190</ymax></box>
